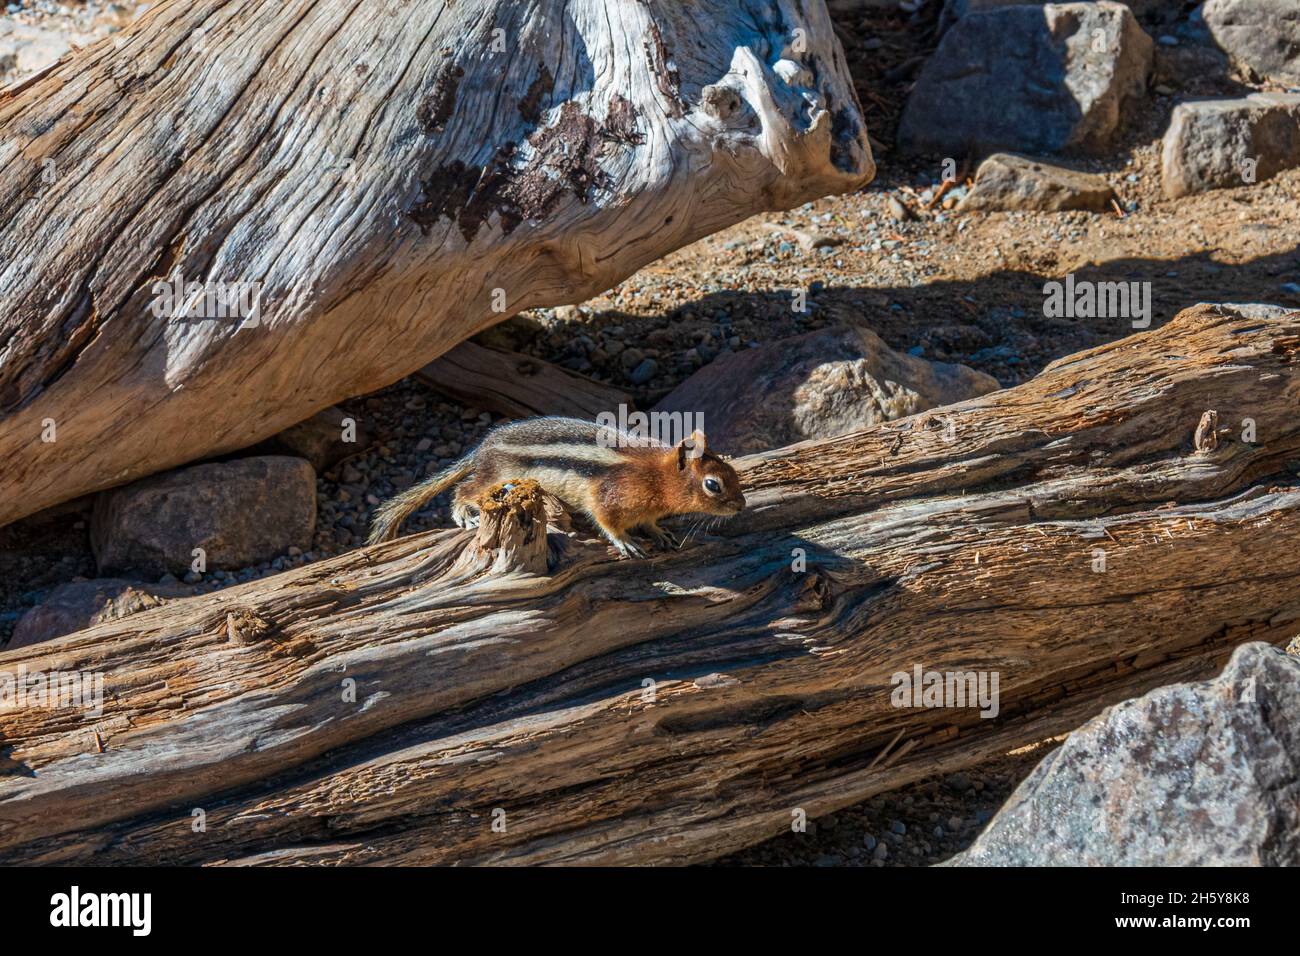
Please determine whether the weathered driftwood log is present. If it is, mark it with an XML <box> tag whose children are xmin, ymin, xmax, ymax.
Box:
<box><xmin>414</xmin><ymin>341</ymin><xmax>632</xmax><ymax>420</ymax></box>
<box><xmin>2</xmin><ymin>304</ymin><xmax>1299</xmax><ymax>865</ymax></box>
<box><xmin>0</xmin><ymin>0</ymin><xmax>872</xmax><ymax>527</ymax></box>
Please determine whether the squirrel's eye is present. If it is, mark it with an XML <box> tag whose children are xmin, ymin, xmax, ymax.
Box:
<box><xmin>703</xmin><ymin>477</ymin><xmax>721</xmax><ymax>494</ymax></box>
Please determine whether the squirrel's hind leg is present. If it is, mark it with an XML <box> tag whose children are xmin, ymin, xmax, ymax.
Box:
<box><xmin>450</xmin><ymin>490</ymin><xmax>480</xmax><ymax>529</ymax></box>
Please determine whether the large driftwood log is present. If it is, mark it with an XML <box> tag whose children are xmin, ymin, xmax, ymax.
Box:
<box><xmin>414</xmin><ymin>341</ymin><xmax>632</xmax><ymax>420</ymax></box>
<box><xmin>0</xmin><ymin>0</ymin><xmax>872</xmax><ymax>527</ymax></box>
<box><xmin>2</xmin><ymin>304</ymin><xmax>1299</xmax><ymax>865</ymax></box>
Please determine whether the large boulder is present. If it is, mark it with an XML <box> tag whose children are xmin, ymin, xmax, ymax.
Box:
<box><xmin>948</xmin><ymin>642</ymin><xmax>1300</xmax><ymax>866</ymax></box>
<box><xmin>9</xmin><ymin>578</ymin><xmax>196</xmax><ymax>650</ymax></box>
<box><xmin>900</xmin><ymin>2</ymin><xmax>1154</xmax><ymax>157</ymax></box>
<box><xmin>651</xmin><ymin>325</ymin><xmax>1001</xmax><ymax>457</ymax></box>
<box><xmin>938</xmin><ymin>0</ymin><xmax>1046</xmax><ymax>36</ymax></box>
<box><xmin>91</xmin><ymin>457</ymin><xmax>317</xmax><ymax>577</ymax></box>
<box><xmin>1161</xmin><ymin>92</ymin><xmax>1300</xmax><ymax>198</ymax></box>
<box><xmin>959</xmin><ymin>153</ymin><xmax>1117</xmax><ymax>212</ymax></box>
<box><xmin>1202</xmin><ymin>0</ymin><xmax>1300</xmax><ymax>85</ymax></box>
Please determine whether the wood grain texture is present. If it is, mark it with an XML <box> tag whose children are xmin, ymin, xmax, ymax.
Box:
<box><xmin>0</xmin><ymin>0</ymin><xmax>873</xmax><ymax>527</ymax></box>
<box><xmin>1</xmin><ymin>303</ymin><xmax>1298</xmax><ymax>865</ymax></box>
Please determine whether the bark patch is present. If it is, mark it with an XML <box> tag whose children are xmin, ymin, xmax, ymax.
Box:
<box><xmin>644</xmin><ymin>24</ymin><xmax>684</xmax><ymax>118</ymax></box>
<box><xmin>409</xmin><ymin>99</ymin><xmax>640</xmax><ymax>242</ymax></box>
<box><xmin>518</xmin><ymin>65</ymin><xmax>554</xmax><ymax>125</ymax></box>
<box><xmin>417</xmin><ymin>63</ymin><xmax>465</xmax><ymax>134</ymax></box>
<box><xmin>602</xmin><ymin>94</ymin><xmax>644</xmax><ymax>147</ymax></box>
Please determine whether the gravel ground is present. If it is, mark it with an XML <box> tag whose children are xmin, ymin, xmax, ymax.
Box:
<box><xmin>3</xmin><ymin>0</ymin><xmax>1299</xmax><ymax>866</ymax></box>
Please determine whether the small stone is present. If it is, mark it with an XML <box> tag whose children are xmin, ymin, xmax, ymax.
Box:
<box><xmin>629</xmin><ymin>357</ymin><xmax>659</xmax><ymax>385</ymax></box>
<box><xmin>887</xmin><ymin>195</ymin><xmax>914</xmax><ymax>222</ymax></box>
<box><xmin>959</xmin><ymin>153</ymin><xmax>1116</xmax><ymax>213</ymax></box>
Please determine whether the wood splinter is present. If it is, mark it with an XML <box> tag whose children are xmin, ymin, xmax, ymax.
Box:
<box><xmin>1194</xmin><ymin>409</ymin><xmax>1219</xmax><ymax>454</ymax></box>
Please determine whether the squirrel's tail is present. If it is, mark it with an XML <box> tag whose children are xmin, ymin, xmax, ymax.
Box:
<box><xmin>366</xmin><ymin>456</ymin><xmax>474</xmax><ymax>545</ymax></box>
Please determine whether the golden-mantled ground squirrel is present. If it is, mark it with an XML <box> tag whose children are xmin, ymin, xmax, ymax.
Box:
<box><xmin>367</xmin><ymin>416</ymin><xmax>746</xmax><ymax>558</ymax></box>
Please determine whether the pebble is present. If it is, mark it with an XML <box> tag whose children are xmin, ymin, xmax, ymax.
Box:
<box><xmin>629</xmin><ymin>357</ymin><xmax>659</xmax><ymax>384</ymax></box>
<box><xmin>887</xmin><ymin>196</ymin><xmax>914</xmax><ymax>222</ymax></box>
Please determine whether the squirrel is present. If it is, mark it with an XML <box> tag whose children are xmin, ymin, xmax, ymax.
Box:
<box><xmin>366</xmin><ymin>416</ymin><xmax>746</xmax><ymax>558</ymax></box>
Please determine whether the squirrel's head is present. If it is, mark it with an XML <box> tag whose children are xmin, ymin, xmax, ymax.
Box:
<box><xmin>672</xmin><ymin>430</ymin><xmax>746</xmax><ymax>516</ymax></box>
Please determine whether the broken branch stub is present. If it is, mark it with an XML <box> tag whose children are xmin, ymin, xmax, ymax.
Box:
<box><xmin>0</xmin><ymin>0</ymin><xmax>873</xmax><ymax>527</ymax></box>
<box><xmin>457</xmin><ymin>479</ymin><xmax>555</xmax><ymax>576</ymax></box>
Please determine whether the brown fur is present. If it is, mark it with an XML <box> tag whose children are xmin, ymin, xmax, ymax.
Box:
<box><xmin>367</xmin><ymin>417</ymin><xmax>745</xmax><ymax>558</ymax></box>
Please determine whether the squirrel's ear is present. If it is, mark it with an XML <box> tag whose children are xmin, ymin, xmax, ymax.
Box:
<box><xmin>677</xmin><ymin>430</ymin><xmax>708</xmax><ymax>470</ymax></box>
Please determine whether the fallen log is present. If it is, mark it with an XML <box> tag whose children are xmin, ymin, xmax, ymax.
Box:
<box><xmin>2</xmin><ymin>303</ymin><xmax>1299</xmax><ymax>865</ymax></box>
<box><xmin>0</xmin><ymin>0</ymin><xmax>872</xmax><ymax>527</ymax></box>
<box><xmin>414</xmin><ymin>341</ymin><xmax>632</xmax><ymax>421</ymax></box>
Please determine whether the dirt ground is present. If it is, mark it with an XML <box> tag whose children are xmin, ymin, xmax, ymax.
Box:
<box><xmin>2</xmin><ymin>1</ymin><xmax>1298</xmax><ymax>865</ymax></box>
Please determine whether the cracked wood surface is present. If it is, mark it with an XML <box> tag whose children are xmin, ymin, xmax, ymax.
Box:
<box><xmin>0</xmin><ymin>0</ymin><xmax>873</xmax><ymax>527</ymax></box>
<box><xmin>1</xmin><ymin>303</ymin><xmax>1299</xmax><ymax>864</ymax></box>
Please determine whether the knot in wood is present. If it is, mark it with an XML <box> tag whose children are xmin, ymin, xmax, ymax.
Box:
<box><xmin>701</xmin><ymin>83</ymin><xmax>742</xmax><ymax>120</ymax></box>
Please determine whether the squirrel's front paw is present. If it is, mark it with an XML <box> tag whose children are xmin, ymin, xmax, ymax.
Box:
<box><xmin>645</xmin><ymin>525</ymin><xmax>679</xmax><ymax>550</ymax></box>
<box><xmin>613</xmin><ymin>538</ymin><xmax>647</xmax><ymax>560</ymax></box>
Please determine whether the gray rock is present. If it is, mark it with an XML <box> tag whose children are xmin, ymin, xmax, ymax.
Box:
<box><xmin>91</xmin><ymin>457</ymin><xmax>317</xmax><ymax>577</ymax></box>
<box><xmin>900</xmin><ymin>3</ymin><xmax>1154</xmax><ymax>157</ymax></box>
<box><xmin>948</xmin><ymin>642</ymin><xmax>1300</xmax><ymax>866</ymax></box>
<box><xmin>938</xmin><ymin>0</ymin><xmax>1039</xmax><ymax>36</ymax></box>
<box><xmin>1161</xmin><ymin>93</ymin><xmax>1300</xmax><ymax>198</ymax></box>
<box><xmin>959</xmin><ymin>153</ymin><xmax>1117</xmax><ymax>212</ymax></box>
<box><xmin>9</xmin><ymin>578</ymin><xmax>195</xmax><ymax>650</ymax></box>
<box><xmin>629</xmin><ymin>357</ymin><xmax>659</xmax><ymax>385</ymax></box>
<box><xmin>254</xmin><ymin>405</ymin><xmax>369</xmax><ymax>473</ymax></box>
<box><xmin>651</xmin><ymin>324</ymin><xmax>1001</xmax><ymax>457</ymax></box>
<box><xmin>1202</xmin><ymin>0</ymin><xmax>1300</xmax><ymax>85</ymax></box>
<box><xmin>887</xmin><ymin>195</ymin><xmax>915</xmax><ymax>222</ymax></box>
<box><xmin>1152</xmin><ymin>42</ymin><xmax>1232</xmax><ymax>91</ymax></box>
<box><xmin>1218</xmin><ymin>302</ymin><xmax>1293</xmax><ymax>320</ymax></box>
